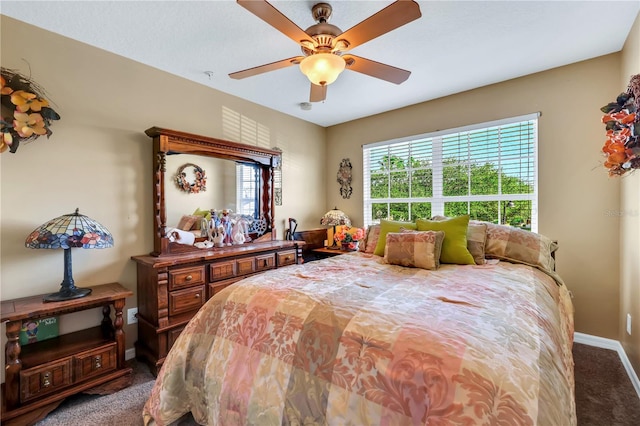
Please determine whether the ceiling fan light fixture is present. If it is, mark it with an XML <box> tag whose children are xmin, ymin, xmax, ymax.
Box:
<box><xmin>299</xmin><ymin>53</ymin><xmax>345</xmax><ymax>86</ymax></box>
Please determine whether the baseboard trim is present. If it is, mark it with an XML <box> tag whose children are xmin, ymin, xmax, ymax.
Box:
<box><xmin>125</xmin><ymin>348</ymin><xmax>136</xmax><ymax>361</ymax></box>
<box><xmin>574</xmin><ymin>332</ymin><xmax>640</xmax><ymax>399</ymax></box>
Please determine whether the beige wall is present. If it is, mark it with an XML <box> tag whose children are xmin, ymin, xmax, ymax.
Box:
<box><xmin>0</xmin><ymin>16</ymin><xmax>326</xmax><ymax>375</ymax></box>
<box><xmin>620</xmin><ymin>12</ymin><xmax>640</xmax><ymax>376</ymax></box>
<box><xmin>2</xmin><ymin>12</ymin><xmax>638</xmax><ymax>381</ymax></box>
<box><xmin>326</xmin><ymin>55</ymin><xmax>623</xmax><ymax>344</ymax></box>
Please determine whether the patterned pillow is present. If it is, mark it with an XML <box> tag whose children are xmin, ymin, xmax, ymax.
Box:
<box><xmin>384</xmin><ymin>230</ymin><xmax>445</xmax><ymax>270</ymax></box>
<box><xmin>176</xmin><ymin>215</ymin><xmax>198</xmax><ymax>231</ymax></box>
<box><xmin>374</xmin><ymin>220</ymin><xmax>417</xmax><ymax>256</ymax></box>
<box><xmin>471</xmin><ymin>220</ymin><xmax>557</xmax><ymax>273</ymax></box>
<box><xmin>360</xmin><ymin>224</ymin><xmax>381</xmax><ymax>253</ymax></box>
<box><xmin>466</xmin><ymin>223</ymin><xmax>488</xmax><ymax>265</ymax></box>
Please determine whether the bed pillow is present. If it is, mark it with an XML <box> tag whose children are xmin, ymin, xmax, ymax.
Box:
<box><xmin>473</xmin><ymin>221</ymin><xmax>558</xmax><ymax>273</ymax></box>
<box><xmin>373</xmin><ymin>220</ymin><xmax>417</xmax><ymax>256</ymax></box>
<box><xmin>415</xmin><ymin>215</ymin><xmax>475</xmax><ymax>265</ymax></box>
<box><xmin>176</xmin><ymin>215</ymin><xmax>198</xmax><ymax>231</ymax></box>
<box><xmin>360</xmin><ymin>224</ymin><xmax>381</xmax><ymax>253</ymax></box>
<box><xmin>191</xmin><ymin>208</ymin><xmax>211</xmax><ymax>230</ymax></box>
<box><xmin>465</xmin><ymin>223</ymin><xmax>488</xmax><ymax>265</ymax></box>
<box><xmin>430</xmin><ymin>216</ymin><xmax>488</xmax><ymax>265</ymax></box>
<box><xmin>384</xmin><ymin>230</ymin><xmax>445</xmax><ymax>270</ymax></box>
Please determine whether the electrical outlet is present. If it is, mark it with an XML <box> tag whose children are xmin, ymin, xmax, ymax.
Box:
<box><xmin>128</xmin><ymin>307</ymin><xmax>138</xmax><ymax>325</ymax></box>
<box><xmin>627</xmin><ymin>313</ymin><xmax>632</xmax><ymax>335</ymax></box>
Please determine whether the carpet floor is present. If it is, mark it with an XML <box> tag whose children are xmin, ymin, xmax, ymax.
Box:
<box><xmin>34</xmin><ymin>342</ymin><xmax>640</xmax><ymax>425</ymax></box>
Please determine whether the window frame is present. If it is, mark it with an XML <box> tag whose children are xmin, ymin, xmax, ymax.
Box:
<box><xmin>363</xmin><ymin>113</ymin><xmax>539</xmax><ymax>231</ymax></box>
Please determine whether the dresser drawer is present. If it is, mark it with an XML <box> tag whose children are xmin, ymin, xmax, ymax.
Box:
<box><xmin>169</xmin><ymin>286</ymin><xmax>205</xmax><ymax>316</ymax></box>
<box><xmin>255</xmin><ymin>253</ymin><xmax>276</xmax><ymax>272</ymax></box>
<box><xmin>169</xmin><ymin>265</ymin><xmax>205</xmax><ymax>290</ymax></box>
<box><xmin>277</xmin><ymin>250</ymin><xmax>297</xmax><ymax>267</ymax></box>
<box><xmin>236</xmin><ymin>257</ymin><xmax>255</xmax><ymax>275</ymax></box>
<box><xmin>74</xmin><ymin>343</ymin><xmax>117</xmax><ymax>382</ymax></box>
<box><xmin>20</xmin><ymin>357</ymin><xmax>73</xmax><ymax>403</ymax></box>
<box><xmin>210</xmin><ymin>260</ymin><xmax>236</xmax><ymax>281</ymax></box>
<box><xmin>207</xmin><ymin>277</ymin><xmax>243</xmax><ymax>299</ymax></box>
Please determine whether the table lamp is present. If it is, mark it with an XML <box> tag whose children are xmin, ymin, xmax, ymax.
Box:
<box><xmin>320</xmin><ymin>207</ymin><xmax>351</xmax><ymax>249</ymax></box>
<box><xmin>25</xmin><ymin>208</ymin><xmax>114</xmax><ymax>302</ymax></box>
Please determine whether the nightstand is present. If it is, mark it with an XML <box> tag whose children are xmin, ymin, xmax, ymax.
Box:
<box><xmin>311</xmin><ymin>247</ymin><xmax>352</xmax><ymax>260</ymax></box>
<box><xmin>1</xmin><ymin>282</ymin><xmax>133</xmax><ymax>426</ymax></box>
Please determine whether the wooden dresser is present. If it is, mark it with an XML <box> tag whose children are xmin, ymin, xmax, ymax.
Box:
<box><xmin>134</xmin><ymin>127</ymin><xmax>303</xmax><ymax>374</ymax></box>
<box><xmin>132</xmin><ymin>240</ymin><xmax>301</xmax><ymax>375</ymax></box>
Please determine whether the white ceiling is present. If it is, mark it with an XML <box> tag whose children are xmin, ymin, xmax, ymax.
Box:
<box><xmin>2</xmin><ymin>1</ymin><xmax>639</xmax><ymax>127</ymax></box>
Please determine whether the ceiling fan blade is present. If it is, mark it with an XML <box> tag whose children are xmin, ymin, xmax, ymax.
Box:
<box><xmin>309</xmin><ymin>83</ymin><xmax>327</xmax><ymax>102</ymax></box>
<box><xmin>229</xmin><ymin>57</ymin><xmax>304</xmax><ymax>80</ymax></box>
<box><xmin>336</xmin><ymin>0</ymin><xmax>421</xmax><ymax>51</ymax></box>
<box><xmin>237</xmin><ymin>0</ymin><xmax>316</xmax><ymax>48</ymax></box>
<box><xmin>343</xmin><ymin>55</ymin><xmax>411</xmax><ymax>84</ymax></box>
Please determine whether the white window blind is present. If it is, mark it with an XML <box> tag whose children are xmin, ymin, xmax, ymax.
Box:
<box><xmin>363</xmin><ymin>113</ymin><xmax>539</xmax><ymax>231</ymax></box>
<box><xmin>236</xmin><ymin>163</ymin><xmax>259</xmax><ymax>216</ymax></box>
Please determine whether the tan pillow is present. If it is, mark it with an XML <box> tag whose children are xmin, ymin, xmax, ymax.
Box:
<box><xmin>466</xmin><ymin>223</ymin><xmax>488</xmax><ymax>265</ymax></box>
<box><xmin>384</xmin><ymin>230</ymin><xmax>445</xmax><ymax>270</ymax></box>
<box><xmin>361</xmin><ymin>224</ymin><xmax>381</xmax><ymax>254</ymax></box>
<box><xmin>471</xmin><ymin>220</ymin><xmax>557</xmax><ymax>273</ymax></box>
<box><xmin>176</xmin><ymin>215</ymin><xmax>198</xmax><ymax>231</ymax></box>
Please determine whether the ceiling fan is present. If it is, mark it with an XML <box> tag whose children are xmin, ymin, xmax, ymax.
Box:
<box><xmin>229</xmin><ymin>0</ymin><xmax>422</xmax><ymax>103</ymax></box>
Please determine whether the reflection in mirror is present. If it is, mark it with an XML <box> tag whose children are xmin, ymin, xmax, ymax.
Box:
<box><xmin>166</xmin><ymin>154</ymin><xmax>241</xmax><ymax>228</ymax></box>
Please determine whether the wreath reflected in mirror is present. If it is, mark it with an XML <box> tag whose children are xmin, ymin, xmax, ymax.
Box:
<box><xmin>176</xmin><ymin>163</ymin><xmax>206</xmax><ymax>194</ymax></box>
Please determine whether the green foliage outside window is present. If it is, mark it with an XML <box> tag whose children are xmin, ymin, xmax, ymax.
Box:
<box><xmin>368</xmin><ymin>154</ymin><xmax>533</xmax><ymax>226</ymax></box>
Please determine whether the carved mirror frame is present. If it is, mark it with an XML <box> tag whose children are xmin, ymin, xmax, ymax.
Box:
<box><xmin>145</xmin><ymin>127</ymin><xmax>281</xmax><ymax>257</ymax></box>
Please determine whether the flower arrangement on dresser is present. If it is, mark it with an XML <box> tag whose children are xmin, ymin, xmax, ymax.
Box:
<box><xmin>0</xmin><ymin>67</ymin><xmax>60</xmax><ymax>154</ymax></box>
<box><xmin>334</xmin><ymin>225</ymin><xmax>365</xmax><ymax>251</ymax></box>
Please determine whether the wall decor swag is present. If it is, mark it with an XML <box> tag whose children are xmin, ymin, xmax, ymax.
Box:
<box><xmin>337</xmin><ymin>158</ymin><xmax>353</xmax><ymax>199</ymax></box>
<box><xmin>0</xmin><ymin>67</ymin><xmax>61</xmax><ymax>154</ymax></box>
<box><xmin>175</xmin><ymin>163</ymin><xmax>206</xmax><ymax>193</ymax></box>
<box><xmin>600</xmin><ymin>73</ymin><xmax>640</xmax><ymax>177</ymax></box>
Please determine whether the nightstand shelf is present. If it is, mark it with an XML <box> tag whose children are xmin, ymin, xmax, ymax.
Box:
<box><xmin>1</xmin><ymin>282</ymin><xmax>133</xmax><ymax>426</ymax></box>
<box><xmin>311</xmin><ymin>247</ymin><xmax>353</xmax><ymax>259</ymax></box>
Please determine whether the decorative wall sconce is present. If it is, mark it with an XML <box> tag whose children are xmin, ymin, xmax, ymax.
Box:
<box><xmin>337</xmin><ymin>158</ymin><xmax>352</xmax><ymax>199</ymax></box>
<box><xmin>273</xmin><ymin>147</ymin><xmax>282</xmax><ymax>206</ymax></box>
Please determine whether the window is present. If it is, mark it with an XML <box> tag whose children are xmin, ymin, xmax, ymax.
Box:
<box><xmin>236</xmin><ymin>163</ymin><xmax>260</xmax><ymax>217</ymax></box>
<box><xmin>363</xmin><ymin>113</ymin><xmax>538</xmax><ymax>231</ymax></box>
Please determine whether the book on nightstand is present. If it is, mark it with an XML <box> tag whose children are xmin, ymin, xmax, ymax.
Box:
<box><xmin>19</xmin><ymin>316</ymin><xmax>59</xmax><ymax>345</ymax></box>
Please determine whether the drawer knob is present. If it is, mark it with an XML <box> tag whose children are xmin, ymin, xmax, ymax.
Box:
<box><xmin>42</xmin><ymin>372</ymin><xmax>51</xmax><ymax>388</ymax></box>
<box><xmin>94</xmin><ymin>355</ymin><xmax>102</xmax><ymax>369</ymax></box>
<box><xmin>185</xmin><ymin>275</ymin><xmax>193</xmax><ymax>281</ymax></box>
<box><xmin>195</xmin><ymin>293</ymin><xmax>201</xmax><ymax>298</ymax></box>
<box><xmin>263</xmin><ymin>259</ymin><xmax>268</xmax><ymax>267</ymax></box>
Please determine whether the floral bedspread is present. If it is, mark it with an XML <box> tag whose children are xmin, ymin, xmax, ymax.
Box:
<box><xmin>143</xmin><ymin>253</ymin><xmax>575</xmax><ymax>425</ymax></box>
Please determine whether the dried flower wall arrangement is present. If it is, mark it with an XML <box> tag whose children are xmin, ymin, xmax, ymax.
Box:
<box><xmin>1</xmin><ymin>67</ymin><xmax>61</xmax><ymax>154</ymax></box>
<box><xmin>600</xmin><ymin>74</ymin><xmax>640</xmax><ymax>176</ymax></box>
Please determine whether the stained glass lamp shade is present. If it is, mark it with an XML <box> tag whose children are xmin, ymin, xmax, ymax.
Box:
<box><xmin>320</xmin><ymin>207</ymin><xmax>351</xmax><ymax>249</ymax></box>
<box><xmin>25</xmin><ymin>208</ymin><xmax>114</xmax><ymax>302</ymax></box>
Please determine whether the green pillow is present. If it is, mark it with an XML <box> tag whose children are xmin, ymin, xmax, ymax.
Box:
<box><xmin>192</xmin><ymin>208</ymin><xmax>211</xmax><ymax>221</ymax></box>
<box><xmin>416</xmin><ymin>215</ymin><xmax>475</xmax><ymax>265</ymax></box>
<box><xmin>373</xmin><ymin>219</ymin><xmax>417</xmax><ymax>256</ymax></box>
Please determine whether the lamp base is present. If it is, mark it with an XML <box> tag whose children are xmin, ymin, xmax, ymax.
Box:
<box><xmin>43</xmin><ymin>286</ymin><xmax>92</xmax><ymax>303</ymax></box>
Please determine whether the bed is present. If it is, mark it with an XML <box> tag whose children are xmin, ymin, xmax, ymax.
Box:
<box><xmin>142</xmin><ymin>219</ymin><xmax>576</xmax><ymax>425</ymax></box>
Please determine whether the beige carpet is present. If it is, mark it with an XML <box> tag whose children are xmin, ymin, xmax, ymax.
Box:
<box><xmin>35</xmin><ymin>343</ymin><xmax>640</xmax><ymax>425</ymax></box>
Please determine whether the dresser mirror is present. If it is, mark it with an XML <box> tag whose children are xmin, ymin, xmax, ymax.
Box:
<box><xmin>145</xmin><ymin>127</ymin><xmax>280</xmax><ymax>256</ymax></box>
